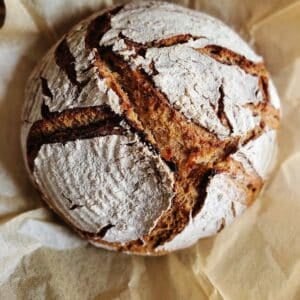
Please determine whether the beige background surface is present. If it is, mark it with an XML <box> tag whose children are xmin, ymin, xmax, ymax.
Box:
<box><xmin>0</xmin><ymin>0</ymin><xmax>299</xmax><ymax>299</ymax></box>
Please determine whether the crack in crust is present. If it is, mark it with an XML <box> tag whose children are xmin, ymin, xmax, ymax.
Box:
<box><xmin>25</xmin><ymin>7</ymin><xmax>280</xmax><ymax>254</ymax></box>
<box><xmin>192</xmin><ymin>168</ymin><xmax>217</xmax><ymax>217</ymax></box>
<box><xmin>85</xmin><ymin>5</ymin><xmax>124</xmax><ymax>50</ymax></box>
<box><xmin>197</xmin><ymin>45</ymin><xmax>268</xmax><ymax>77</ymax></box>
<box><xmin>40</xmin><ymin>77</ymin><xmax>53</xmax><ymax>100</ymax></box>
<box><xmin>98</xmin><ymin>224</ymin><xmax>115</xmax><ymax>238</ymax></box>
<box><xmin>26</xmin><ymin>105</ymin><xmax>125</xmax><ymax>171</ymax></box>
<box><xmin>119</xmin><ymin>33</ymin><xmax>203</xmax><ymax>57</ymax></box>
<box><xmin>196</xmin><ymin>45</ymin><xmax>274</xmax><ymax>112</ymax></box>
<box><xmin>55</xmin><ymin>39</ymin><xmax>88</xmax><ymax>91</ymax></box>
<box><xmin>216</xmin><ymin>85</ymin><xmax>233</xmax><ymax>134</ymax></box>
<box><xmin>28</xmin><ymin>104</ymin><xmax>121</xmax><ymax>139</ymax></box>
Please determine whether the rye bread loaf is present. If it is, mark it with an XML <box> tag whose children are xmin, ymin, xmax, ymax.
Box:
<box><xmin>21</xmin><ymin>1</ymin><xmax>280</xmax><ymax>255</ymax></box>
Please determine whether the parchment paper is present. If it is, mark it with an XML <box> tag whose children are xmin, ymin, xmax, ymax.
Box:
<box><xmin>0</xmin><ymin>1</ymin><xmax>299</xmax><ymax>299</ymax></box>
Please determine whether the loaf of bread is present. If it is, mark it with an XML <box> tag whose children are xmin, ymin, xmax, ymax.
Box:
<box><xmin>21</xmin><ymin>1</ymin><xmax>280</xmax><ymax>255</ymax></box>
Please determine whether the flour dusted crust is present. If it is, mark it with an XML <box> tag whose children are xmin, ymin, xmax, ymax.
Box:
<box><xmin>34</xmin><ymin>134</ymin><xmax>175</xmax><ymax>243</ymax></box>
<box><xmin>21</xmin><ymin>1</ymin><xmax>280</xmax><ymax>255</ymax></box>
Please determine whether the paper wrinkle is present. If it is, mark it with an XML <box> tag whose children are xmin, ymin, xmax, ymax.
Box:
<box><xmin>0</xmin><ymin>1</ymin><xmax>299</xmax><ymax>299</ymax></box>
<box><xmin>18</xmin><ymin>219</ymin><xmax>87</xmax><ymax>250</ymax></box>
<box><xmin>248</xmin><ymin>1</ymin><xmax>300</xmax><ymax>33</ymax></box>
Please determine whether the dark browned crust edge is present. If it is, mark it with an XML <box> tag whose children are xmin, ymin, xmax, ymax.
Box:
<box><xmin>26</xmin><ymin>104</ymin><xmax>125</xmax><ymax>171</ymax></box>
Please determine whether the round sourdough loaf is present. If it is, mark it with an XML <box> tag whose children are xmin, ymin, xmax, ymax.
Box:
<box><xmin>21</xmin><ymin>1</ymin><xmax>280</xmax><ymax>255</ymax></box>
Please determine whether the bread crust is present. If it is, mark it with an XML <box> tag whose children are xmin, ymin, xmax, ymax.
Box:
<box><xmin>21</xmin><ymin>1</ymin><xmax>280</xmax><ymax>254</ymax></box>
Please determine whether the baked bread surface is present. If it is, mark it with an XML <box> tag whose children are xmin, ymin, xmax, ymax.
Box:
<box><xmin>21</xmin><ymin>1</ymin><xmax>280</xmax><ymax>254</ymax></box>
